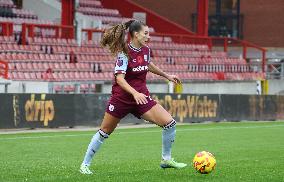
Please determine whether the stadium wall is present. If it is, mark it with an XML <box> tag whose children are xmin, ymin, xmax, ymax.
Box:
<box><xmin>2</xmin><ymin>80</ymin><xmax>284</xmax><ymax>95</ymax></box>
<box><xmin>240</xmin><ymin>0</ymin><xmax>284</xmax><ymax>47</ymax></box>
<box><xmin>23</xmin><ymin>0</ymin><xmax>61</xmax><ymax>23</ymax></box>
<box><xmin>1</xmin><ymin>93</ymin><xmax>284</xmax><ymax>129</ymax></box>
<box><xmin>131</xmin><ymin>0</ymin><xmax>196</xmax><ymax>31</ymax></box>
<box><xmin>268</xmin><ymin>80</ymin><xmax>284</xmax><ymax>95</ymax></box>
<box><xmin>132</xmin><ymin>0</ymin><xmax>284</xmax><ymax>47</ymax></box>
<box><xmin>0</xmin><ymin>81</ymin><xmax>49</xmax><ymax>93</ymax></box>
<box><xmin>101</xmin><ymin>0</ymin><xmax>194</xmax><ymax>34</ymax></box>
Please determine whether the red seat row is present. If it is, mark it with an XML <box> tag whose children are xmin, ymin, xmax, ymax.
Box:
<box><xmin>12</xmin><ymin>8</ymin><xmax>37</xmax><ymax>19</ymax></box>
<box><xmin>0</xmin><ymin>36</ymin><xmax>15</xmax><ymax>43</ymax></box>
<box><xmin>0</xmin><ymin>44</ymin><xmax>42</xmax><ymax>53</ymax></box>
<box><xmin>77</xmin><ymin>7</ymin><xmax>120</xmax><ymax>17</ymax></box>
<box><xmin>1</xmin><ymin>53</ymin><xmax>67</xmax><ymax>62</ymax></box>
<box><xmin>86</xmin><ymin>15</ymin><xmax>131</xmax><ymax>25</ymax></box>
<box><xmin>149</xmin><ymin>42</ymin><xmax>209</xmax><ymax>51</ymax></box>
<box><xmin>8</xmin><ymin>62</ymin><xmax>92</xmax><ymax>71</ymax></box>
<box><xmin>79</xmin><ymin>0</ymin><xmax>102</xmax><ymax>8</ymax></box>
<box><xmin>153</xmin><ymin>49</ymin><xmax>227</xmax><ymax>57</ymax></box>
<box><xmin>28</xmin><ymin>37</ymin><xmax>77</xmax><ymax>46</ymax></box>
<box><xmin>0</xmin><ymin>17</ymin><xmax>54</xmax><ymax>25</ymax></box>
<box><xmin>9</xmin><ymin>71</ymin><xmax>114</xmax><ymax>81</ymax></box>
<box><xmin>1</xmin><ymin>52</ymin><xmax>116</xmax><ymax>63</ymax></box>
<box><xmin>0</xmin><ymin>0</ymin><xmax>15</xmax><ymax>8</ymax></box>
<box><xmin>52</xmin><ymin>45</ymin><xmax>109</xmax><ymax>54</ymax></box>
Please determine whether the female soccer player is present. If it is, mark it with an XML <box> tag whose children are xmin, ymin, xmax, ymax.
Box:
<box><xmin>80</xmin><ymin>20</ymin><xmax>187</xmax><ymax>174</ymax></box>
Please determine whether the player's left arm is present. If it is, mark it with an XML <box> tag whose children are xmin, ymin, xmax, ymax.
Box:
<box><xmin>148</xmin><ymin>62</ymin><xmax>181</xmax><ymax>84</ymax></box>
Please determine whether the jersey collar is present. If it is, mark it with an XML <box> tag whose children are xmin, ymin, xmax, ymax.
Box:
<box><xmin>129</xmin><ymin>42</ymin><xmax>141</xmax><ymax>52</ymax></box>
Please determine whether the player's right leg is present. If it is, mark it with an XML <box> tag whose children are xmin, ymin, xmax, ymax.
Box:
<box><xmin>80</xmin><ymin>112</ymin><xmax>120</xmax><ymax>175</ymax></box>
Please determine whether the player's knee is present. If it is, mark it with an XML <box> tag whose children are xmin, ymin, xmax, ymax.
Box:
<box><xmin>162</xmin><ymin>119</ymin><xmax>176</xmax><ymax>130</ymax></box>
<box><xmin>98</xmin><ymin>129</ymin><xmax>110</xmax><ymax>139</ymax></box>
<box><xmin>100</xmin><ymin>125</ymin><xmax>116</xmax><ymax>135</ymax></box>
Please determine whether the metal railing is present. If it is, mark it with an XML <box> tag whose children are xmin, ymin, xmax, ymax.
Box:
<box><xmin>187</xmin><ymin>62</ymin><xmax>263</xmax><ymax>73</ymax></box>
<box><xmin>266</xmin><ymin>62</ymin><xmax>284</xmax><ymax>79</ymax></box>
<box><xmin>211</xmin><ymin>37</ymin><xmax>267</xmax><ymax>72</ymax></box>
<box><xmin>21</xmin><ymin>23</ymin><xmax>75</xmax><ymax>45</ymax></box>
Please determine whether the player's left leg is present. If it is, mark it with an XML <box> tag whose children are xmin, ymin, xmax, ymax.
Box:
<box><xmin>141</xmin><ymin>104</ymin><xmax>187</xmax><ymax>169</ymax></box>
<box><xmin>80</xmin><ymin>112</ymin><xmax>121</xmax><ymax>174</ymax></box>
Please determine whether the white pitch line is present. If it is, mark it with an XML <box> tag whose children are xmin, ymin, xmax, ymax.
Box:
<box><xmin>0</xmin><ymin>124</ymin><xmax>283</xmax><ymax>141</ymax></box>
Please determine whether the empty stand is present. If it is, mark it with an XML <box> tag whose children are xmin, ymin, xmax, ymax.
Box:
<box><xmin>0</xmin><ymin>0</ymin><xmax>265</xmax><ymax>85</ymax></box>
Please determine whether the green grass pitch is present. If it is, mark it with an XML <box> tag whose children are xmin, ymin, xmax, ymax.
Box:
<box><xmin>0</xmin><ymin>121</ymin><xmax>284</xmax><ymax>182</ymax></box>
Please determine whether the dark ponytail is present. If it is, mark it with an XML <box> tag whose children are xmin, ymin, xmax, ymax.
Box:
<box><xmin>100</xmin><ymin>20</ymin><xmax>145</xmax><ymax>56</ymax></box>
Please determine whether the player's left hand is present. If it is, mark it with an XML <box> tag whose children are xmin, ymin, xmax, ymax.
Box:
<box><xmin>166</xmin><ymin>75</ymin><xmax>182</xmax><ymax>84</ymax></box>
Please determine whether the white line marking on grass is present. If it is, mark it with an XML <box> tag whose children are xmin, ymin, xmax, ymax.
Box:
<box><xmin>0</xmin><ymin>124</ymin><xmax>283</xmax><ymax>141</ymax></box>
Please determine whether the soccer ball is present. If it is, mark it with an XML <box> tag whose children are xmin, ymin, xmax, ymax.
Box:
<box><xmin>193</xmin><ymin>151</ymin><xmax>216</xmax><ymax>174</ymax></box>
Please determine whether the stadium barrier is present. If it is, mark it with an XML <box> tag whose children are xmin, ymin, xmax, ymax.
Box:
<box><xmin>211</xmin><ymin>37</ymin><xmax>267</xmax><ymax>72</ymax></box>
<box><xmin>0</xmin><ymin>93</ymin><xmax>284</xmax><ymax>129</ymax></box>
<box><xmin>21</xmin><ymin>23</ymin><xmax>74</xmax><ymax>45</ymax></box>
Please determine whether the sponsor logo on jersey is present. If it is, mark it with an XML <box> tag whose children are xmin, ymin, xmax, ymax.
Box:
<box><xmin>132</xmin><ymin>65</ymin><xmax>148</xmax><ymax>72</ymax></box>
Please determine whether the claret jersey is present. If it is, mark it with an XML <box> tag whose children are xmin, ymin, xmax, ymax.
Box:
<box><xmin>111</xmin><ymin>43</ymin><xmax>151</xmax><ymax>103</ymax></box>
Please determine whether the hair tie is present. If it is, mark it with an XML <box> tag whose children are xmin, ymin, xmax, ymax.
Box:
<box><xmin>122</xmin><ymin>24</ymin><xmax>127</xmax><ymax>30</ymax></box>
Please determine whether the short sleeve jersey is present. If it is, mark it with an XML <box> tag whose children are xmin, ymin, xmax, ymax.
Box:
<box><xmin>112</xmin><ymin>43</ymin><xmax>151</xmax><ymax>103</ymax></box>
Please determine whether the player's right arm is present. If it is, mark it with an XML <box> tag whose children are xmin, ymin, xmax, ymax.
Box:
<box><xmin>114</xmin><ymin>52</ymin><xmax>148</xmax><ymax>105</ymax></box>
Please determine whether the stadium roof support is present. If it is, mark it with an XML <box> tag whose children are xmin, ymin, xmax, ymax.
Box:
<box><xmin>197</xmin><ymin>0</ymin><xmax>208</xmax><ymax>36</ymax></box>
<box><xmin>61</xmin><ymin>0</ymin><xmax>75</xmax><ymax>27</ymax></box>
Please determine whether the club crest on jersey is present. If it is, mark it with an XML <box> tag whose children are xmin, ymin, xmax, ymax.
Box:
<box><xmin>116</xmin><ymin>58</ymin><xmax>123</xmax><ymax>67</ymax></box>
<box><xmin>109</xmin><ymin>104</ymin><xmax>114</xmax><ymax>111</ymax></box>
<box><xmin>137</xmin><ymin>56</ymin><xmax>143</xmax><ymax>64</ymax></box>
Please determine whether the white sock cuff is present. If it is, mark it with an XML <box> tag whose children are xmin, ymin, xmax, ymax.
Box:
<box><xmin>163</xmin><ymin>119</ymin><xmax>176</xmax><ymax>130</ymax></box>
<box><xmin>98</xmin><ymin>129</ymin><xmax>109</xmax><ymax>139</ymax></box>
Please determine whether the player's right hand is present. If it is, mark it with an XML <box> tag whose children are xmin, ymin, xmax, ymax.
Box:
<box><xmin>133</xmin><ymin>92</ymin><xmax>148</xmax><ymax>105</ymax></box>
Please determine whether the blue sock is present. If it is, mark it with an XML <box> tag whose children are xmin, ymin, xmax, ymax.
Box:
<box><xmin>82</xmin><ymin>129</ymin><xmax>109</xmax><ymax>166</ymax></box>
<box><xmin>162</xmin><ymin>120</ymin><xmax>176</xmax><ymax>160</ymax></box>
